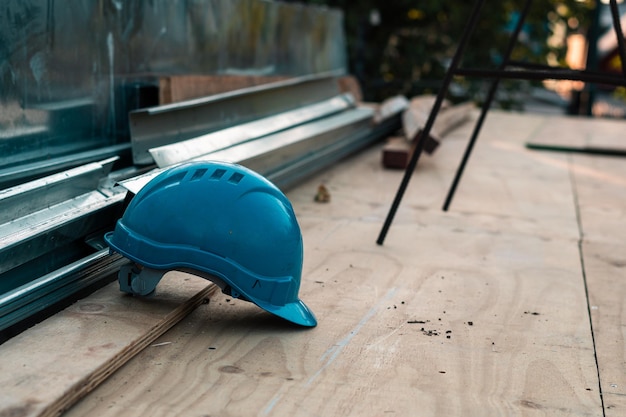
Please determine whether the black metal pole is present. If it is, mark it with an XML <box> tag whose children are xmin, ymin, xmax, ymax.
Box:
<box><xmin>454</xmin><ymin>67</ymin><xmax>626</xmax><ymax>86</ymax></box>
<box><xmin>581</xmin><ymin>0</ymin><xmax>601</xmax><ymax>115</ymax></box>
<box><xmin>442</xmin><ymin>0</ymin><xmax>534</xmax><ymax>211</ymax></box>
<box><xmin>609</xmin><ymin>0</ymin><xmax>626</xmax><ymax>79</ymax></box>
<box><xmin>376</xmin><ymin>0</ymin><xmax>486</xmax><ymax>245</ymax></box>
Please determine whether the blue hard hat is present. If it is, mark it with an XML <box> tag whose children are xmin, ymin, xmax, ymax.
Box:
<box><xmin>105</xmin><ymin>161</ymin><xmax>317</xmax><ymax>327</ymax></box>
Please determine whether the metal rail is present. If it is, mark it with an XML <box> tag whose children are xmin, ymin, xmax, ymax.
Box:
<box><xmin>0</xmin><ymin>158</ymin><xmax>128</xmax><ymax>334</ymax></box>
<box><xmin>120</xmin><ymin>104</ymin><xmax>401</xmax><ymax>195</ymax></box>
<box><xmin>0</xmin><ymin>249</ymin><xmax>129</xmax><ymax>342</ymax></box>
<box><xmin>0</xmin><ymin>157</ymin><xmax>118</xmax><ymax>225</ymax></box>
<box><xmin>130</xmin><ymin>72</ymin><xmax>345</xmax><ymax>165</ymax></box>
<box><xmin>150</xmin><ymin>94</ymin><xmax>356</xmax><ymax>167</ymax></box>
<box><xmin>0</xmin><ymin>144</ymin><xmax>131</xmax><ymax>190</ymax></box>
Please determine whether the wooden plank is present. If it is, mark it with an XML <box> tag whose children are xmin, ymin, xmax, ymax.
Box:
<box><xmin>403</xmin><ymin>97</ymin><xmax>473</xmax><ymax>143</ymax></box>
<box><xmin>401</xmin><ymin>95</ymin><xmax>451</xmax><ymax>141</ymax></box>
<box><xmin>571</xmin><ymin>152</ymin><xmax>626</xmax><ymax>416</ymax></box>
<box><xmin>0</xmin><ymin>272</ymin><xmax>217</xmax><ymax>417</ymax></box>
<box><xmin>525</xmin><ymin>114</ymin><xmax>626</xmax><ymax>153</ymax></box>
<box><xmin>159</xmin><ymin>74</ymin><xmax>362</xmax><ymax>106</ymax></box>
<box><xmin>65</xmin><ymin>111</ymin><xmax>602</xmax><ymax>416</ymax></box>
<box><xmin>381</xmin><ymin>136</ymin><xmax>412</xmax><ymax>169</ymax></box>
<box><xmin>570</xmin><ymin>154</ymin><xmax>626</xmax><ymax>245</ymax></box>
<box><xmin>582</xmin><ymin>241</ymin><xmax>626</xmax><ymax>416</ymax></box>
<box><xmin>64</xmin><ymin>219</ymin><xmax>600</xmax><ymax>416</ymax></box>
<box><xmin>382</xmin><ymin>99</ymin><xmax>473</xmax><ymax>169</ymax></box>
<box><xmin>158</xmin><ymin>75</ymin><xmax>288</xmax><ymax>104</ymax></box>
<box><xmin>427</xmin><ymin>112</ymin><xmax>580</xmax><ymax>240</ymax></box>
<box><xmin>158</xmin><ymin>76</ymin><xmax>173</xmax><ymax>106</ymax></box>
<box><xmin>337</xmin><ymin>76</ymin><xmax>363</xmax><ymax>102</ymax></box>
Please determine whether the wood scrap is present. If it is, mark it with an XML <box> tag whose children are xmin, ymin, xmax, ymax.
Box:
<box><xmin>314</xmin><ymin>184</ymin><xmax>331</xmax><ymax>203</ymax></box>
<box><xmin>381</xmin><ymin>133</ymin><xmax>441</xmax><ymax>170</ymax></box>
<box><xmin>381</xmin><ymin>136</ymin><xmax>412</xmax><ymax>169</ymax></box>
<box><xmin>373</xmin><ymin>95</ymin><xmax>409</xmax><ymax>124</ymax></box>
<box><xmin>402</xmin><ymin>95</ymin><xmax>451</xmax><ymax>141</ymax></box>
<box><xmin>382</xmin><ymin>96</ymin><xmax>473</xmax><ymax>169</ymax></box>
<box><xmin>403</xmin><ymin>96</ymin><xmax>474</xmax><ymax>146</ymax></box>
<box><xmin>0</xmin><ymin>272</ymin><xmax>218</xmax><ymax>417</ymax></box>
<box><xmin>525</xmin><ymin>114</ymin><xmax>626</xmax><ymax>156</ymax></box>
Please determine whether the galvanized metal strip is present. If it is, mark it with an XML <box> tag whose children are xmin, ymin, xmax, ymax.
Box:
<box><xmin>149</xmin><ymin>94</ymin><xmax>355</xmax><ymax>168</ymax></box>
<box><xmin>268</xmin><ymin>113</ymin><xmax>402</xmax><ymax>189</ymax></box>
<box><xmin>0</xmin><ymin>157</ymin><xmax>118</xmax><ymax>225</ymax></box>
<box><xmin>119</xmin><ymin>98</ymin><xmax>410</xmax><ymax>196</ymax></box>
<box><xmin>0</xmin><ymin>144</ymin><xmax>130</xmax><ymax>190</ymax></box>
<box><xmin>120</xmin><ymin>106</ymin><xmax>376</xmax><ymax>194</ymax></box>
<box><xmin>117</xmin><ymin>170</ymin><xmax>160</xmax><ymax>196</ymax></box>
<box><xmin>129</xmin><ymin>71</ymin><xmax>343</xmax><ymax>165</ymax></box>
<box><xmin>198</xmin><ymin>107</ymin><xmax>375</xmax><ymax>173</ymax></box>
<box><xmin>0</xmin><ymin>249</ymin><xmax>128</xmax><ymax>333</ymax></box>
<box><xmin>0</xmin><ymin>191</ymin><xmax>126</xmax><ymax>276</ymax></box>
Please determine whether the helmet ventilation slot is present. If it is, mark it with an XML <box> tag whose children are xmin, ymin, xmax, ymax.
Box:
<box><xmin>190</xmin><ymin>168</ymin><xmax>208</xmax><ymax>181</ymax></box>
<box><xmin>210</xmin><ymin>169</ymin><xmax>226</xmax><ymax>180</ymax></box>
<box><xmin>228</xmin><ymin>172</ymin><xmax>244</xmax><ymax>184</ymax></box>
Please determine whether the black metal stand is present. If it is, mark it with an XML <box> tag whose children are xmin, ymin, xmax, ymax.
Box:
<box><xmin>377</xmin><ymin>0</ymin><xmax>626</xmax><ymax>245</ymax></box>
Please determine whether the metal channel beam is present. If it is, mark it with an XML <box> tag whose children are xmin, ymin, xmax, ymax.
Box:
<box><xmin>120</xmin><ymin>106</ymin><xmax>376</xmax><ymax>194</ymax></box>
<box><xmin>0</xmin><ymin>249</ymin><xmax>129</xmax><ymax>335</ymax></box>
<box><xmin>0</xmin><ymin>157</ymin><xmax>118</xmax><ymax>225</ymax></box>
<box><xmin>0</xmin><ymin>159</ymin><xmax>129</xmax><ymax>335</ymax></box>
<box><xmin>149</xmin><ymin>94</ymin><xmax>356</xmax><ymax>168</ymax></box>
<box><xmin>0</xmin><ymin>144</ymin><xmax>130</xmax><ymax>190</ymax></box>
<box><xmin>118</xmin><ymin>100</ymin><xmax>406</xmax><ymax>196</ymax></box>
<box><xmin>0</xmin><ymin>191</ymin><xmax>126</xmax><ymax>276</ymax></box>
<box><xmin>200</xmin><ymin>107</ymin><xmax>374</xmax><ymax>174</ymax></box>
<box><xmin>130</xmin><ymin>71</ymin><xmax>344</xmax><ymax>165</ymax></box>
<box><xmin>267</xmin><ymin>112</ymin><xmax>402</xmax><ymax>189</ymax></box>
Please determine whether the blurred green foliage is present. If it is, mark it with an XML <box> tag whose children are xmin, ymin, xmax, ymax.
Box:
<box><xmin>303</xmin><ymin>0</ymin><xmax>595</xmax><ymax>104</ymax></box>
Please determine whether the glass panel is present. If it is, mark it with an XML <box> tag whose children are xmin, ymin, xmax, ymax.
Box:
<box><xmin>0</xmin><ymin>0</ymin><xmax>346</xmax><ymax>174</ymax></box>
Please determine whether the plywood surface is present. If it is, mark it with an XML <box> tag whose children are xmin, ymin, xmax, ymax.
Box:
<box><xmin>159</xmin><ymin>75</ymin><xmax>288</xmax><ymax>104</ymax></box>
<box><xmin>582</xmin><ymin>241</ymin><xmax>626</xmax><ymax>416</ymax></box>
<box><xmin>0</xmin><ymin>273</ymin><xmax>217</xmax><ymax>417</ymax></box>
<box><xmin>65</xmin><ymin>222</ymin><xmax>600</xmax><ymax>416</ymax></box>
<box><xmin>526</xmin><ymin>114</ymin><xmax>626</xmax><ymax>151</ymax></box>
<box><xmin>59</xmin><ymin>110</ymin><xmax>626</xmax><ymax>416</ymax></box>
<box><xmin>571</xmin><ymin>152</ymin><xmax>626</xmax><ymax>416</ymax></box>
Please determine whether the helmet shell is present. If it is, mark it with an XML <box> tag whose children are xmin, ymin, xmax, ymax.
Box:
<box><xmin>105</xmin><ymin>161</ymin><xmax>316</xmax><ymax>327</ymax></box>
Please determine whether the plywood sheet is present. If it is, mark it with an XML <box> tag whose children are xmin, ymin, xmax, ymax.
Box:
<box><xmin>65</xmin><ymin>218</ymin><xmax>600</xmax><ymax>416</ymax></box>
<box><xmin>571</xmin><ymin>152</ymin><xmax>626</xmax><ymax>416</ymax></box>
<box><xmin>65</xmin><ymin>111</ymin><xmax>604</xmax><ymax>416</ymax></box>
<box><xmin>159</xmin><ymin>75</ymin><xmax>288</xmax><ymax>104</ymax></box>
<box><xmin>570</xmin><ymin>154</ymin><xmax>626</xmax><ymax>245</ymax></box>
<box><xmin>0</xmin><ymin>273</ymin><xmax>217</xmax><ymax>417</ymax></box>
<box><xmin>525</xmin><ymin>114</ymin><xmax>626</xmax><ymax>152</ymax></box>
<box><xmin>3</xmin><ymin>110</ymin><xmax>621</xmax><ymax>416</ymax></box>
<box><xmin>582</xmin><ymin>241</ymin><xmax>626</xmax><ymax>416</ymax></box>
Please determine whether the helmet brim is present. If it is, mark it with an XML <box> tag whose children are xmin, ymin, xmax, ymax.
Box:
<box><xmin>105</xmin><ymin>231</ymin><xmax>317</xmax><ymax>327</ymax></box>
<box><xmin>255</xmin><ymin>298</ymin><xmax>317</xmax><ymax>327</ymax></box>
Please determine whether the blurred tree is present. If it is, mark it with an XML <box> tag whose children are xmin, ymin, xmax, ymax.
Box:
<box><xmin>302</xmin><ymin>0</ymin><xmax>594</xmax><ymax>105</ymax></box>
